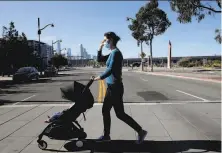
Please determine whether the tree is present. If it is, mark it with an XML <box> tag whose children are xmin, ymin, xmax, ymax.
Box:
<box><xmin>215</xmin><ymin>29</ymin><xmax>221</xmax><ymax>44</ymax></box>
<box><xmin>130</xmin><ymin>0</ymin><xmax>171</xmax><ymax>72</ymax></box>
<box><xmin>0</xmin><ymin>22</ymin><xmax>38</xmax><ymax>75</ymax></box>
<box><xmin>51</xmin><ymin>54</ymin><xmax>68</xmax><ymax>70</ymax></box>
<box><xmin>169</xmin><ymin>0</ymin><xmax>221</xmax><ymax>44</ymax></box>
<box><xmin>177</xmin><ymin>57</ymin><xmax>192</xmax><ymax>67</ymax></box>
<box><xmin>127</xmin><ymin>17</ymin><xmax>148</xmax><ymax>71</ymax></box>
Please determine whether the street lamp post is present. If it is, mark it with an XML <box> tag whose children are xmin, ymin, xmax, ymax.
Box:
<box><xmin>60</xmin><ymin>48</ymin><xmax>66</xmax><ymax>54</ymax></box>
<box><xmin>52</xmin><ymin>39</ymin><xmax>62</xmax><ymax>55</ymax></box>
<box><xmin>37</xmin><ymin>17</ymin><xmax>54</xmax><ymax>75</ymax></box>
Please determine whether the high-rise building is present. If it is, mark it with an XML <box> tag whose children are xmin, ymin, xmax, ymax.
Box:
<box><xmin>57</xmin><ymin>41</ymin><xmax>61</xmax><ymax>54</ymax></box>
<box><xmin>80</xmin><ymin>44</ymin><xmax>84</xmax><ymax>58</ymax></box>
<box><xmin>83</xmin><ymin>48</ymin><xmax>87</xmax><ymax>59</ymax></box>
<box><xmin>27</xmin><ymin>40</ymin><xmax>52</xmax><ymax>68</ymax></box>
<box><xmin>67</xmin><ymin>48</ymin><xmax>71</xmax><ymax>57</ymax></box>
<box><xmin>92</xmin><ymin>55</ymin><xmax>97</xmax><ymax>60</ymax></box>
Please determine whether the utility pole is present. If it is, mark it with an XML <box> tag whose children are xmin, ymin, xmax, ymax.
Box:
<box><xmin>37</xmin><ymin>17</ymin><xmax>54</xmax><ymax>75</ymax></box>
<box><xmin>52</xmin><ymin>40</ymin><xmax>54</xmax><ymax>55</ymax></box>
<box><xmin>167</xmin><ymin>40</ymin><xmax>172</xmax><ymax>69</ymax></box>
<box><xmin>38</xmin><ymin>18</ymin><xmax>42</xmax><ymax>75</ymax></box>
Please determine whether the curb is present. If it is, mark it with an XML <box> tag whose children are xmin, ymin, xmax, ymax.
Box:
<box><xmin>134</xmin><ymin>71</ymin><xmax>221</xmax><ymax>83</ymax></box>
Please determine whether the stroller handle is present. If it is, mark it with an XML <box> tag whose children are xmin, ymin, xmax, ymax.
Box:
<box><xmin>82</xmin><ymin>76</ymin><xmax>95</xmax><ymax>93</ymax></box>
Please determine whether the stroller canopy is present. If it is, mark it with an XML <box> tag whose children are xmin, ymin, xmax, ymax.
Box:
<box><xmin>60</xmin><ymin>81</ymin><xmax>94</xmax><ymax>109</ymax></box>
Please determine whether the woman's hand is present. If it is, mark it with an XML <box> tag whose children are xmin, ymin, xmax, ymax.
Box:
<box><xmin>91</xmin><ymin>76</ymin><xmax>101</xmax><ymax>81</ymax></box>
<box><xmin>99</xmin><ymin>38</ymin><xmax>107</xmax><ymax>51</ymax></box>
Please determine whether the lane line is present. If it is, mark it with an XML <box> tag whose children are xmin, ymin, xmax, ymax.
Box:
<box><xmin>2</xmin><ymin>101</ymin><xmax>221</xmax><ymax>108</ymax></box>
<box><xmin>13</xmin><ymin>95</ymin><xmax>36</xmax><ymax>105</ymax></box>
<box><xmin>98</xmin><ymin>81</ymin><xmax>102</xmax><ymax>103</ymax></box>
<box><xmin>140</xmin><ymin>77</ymin><xmax>148</xmax><ymax>82</ymax></box>
<box><xmin>176</xmin><ymin>90</ymin><xmax>209</xmax><ymax>101</ymax></box>
<box><xmin>21</xmin><ymin>95</ymin><xmax>36</xmax><ymax>101</ymax></box>
<box><xmin>56</xmin><ymin>82</ymin><xmax>63</xmax><ymax>85</ymax></box>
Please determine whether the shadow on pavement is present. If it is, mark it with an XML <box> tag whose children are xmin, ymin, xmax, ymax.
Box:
<box><xmin>0</xmin><ymin>89</ymin><xmax>36</xmax><ymax>95</ymax></box>
<box><xmin>0</xmin><ymin>80</ymin><xmax>17</xmax><ymax>89</ymax></box>
<box><xmin>49</xmin><ymin>79</ymin><xmax>90</xmax><ymax>83</ymax></box>
<box><xmin>59</xmin><ymin>140</ymin><xmax>221</xmax><ymax>153</ymax></box>
<box><xmin>0</xmin><ymin>78</ymin><xmax>90</xmax><ymax>89</ymax></box>
<box><xmin>0</xmin><ymin>79</ymin><xmax>52</xmax><ymax>88</ymax></box>
<box><xmin>54</xmin><ymin>73</ymin><xmax>79</xmax><ymax>77</ymax></box>
<box><xmin>0</xmin><ymin>99</ymin><xmax>15</xmax><ymax>105</ymax></box>
<box><xmin>137</xmin><ymin>91</ymin><xmax>169</xmax><ymax>101</ymax></box>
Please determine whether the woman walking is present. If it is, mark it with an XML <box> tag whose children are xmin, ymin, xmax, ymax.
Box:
<box><xmin>92</xmin><ymin>32</ymin><xmax>147</xmax><ymax>144</ymax></box>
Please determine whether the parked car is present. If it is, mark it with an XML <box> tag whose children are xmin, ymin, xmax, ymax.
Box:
<box><xmin>44</xmin><ymin>66</ymin><xmax>58</xmax><ymax>77</ymax></box>
<box><xmin>13</xmin><ymin>67</ymin><xmax>39</xmax><ymax>82</ymax></box>
<box><xmin>132</xmin><ymin>62</ymin><xmax>141</xmax><ymax>67</ymax></box>
<box><xmin>93</xmin><ymin>65</ymin><xmax>100</xmax><ymax>68</ymax></box>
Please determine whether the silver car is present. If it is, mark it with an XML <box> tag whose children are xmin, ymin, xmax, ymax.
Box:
<box><xmin>13</xmin><ymin>67</ymin><xmax>39</xmax><ymax>82</ymax></box>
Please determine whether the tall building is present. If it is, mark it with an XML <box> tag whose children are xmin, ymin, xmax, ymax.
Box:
<box><xmin>57</xmin><ymin>41</ymin><xmax>61</xmax><ymax>54</ymax></box>
<box><xmin>92</xmin><ymin>55</ymin><xmax>97</xmax><ymax>60</ymax></box>
<box><xmin>27</xmin><ymin>40</ymin><xmax>53</xmax><ymax>68</ymax></box>
<box><xmin>83</xmin><ymin>48</ymin><xmax>87</xmax><ymax>59</ymax></box>
<box><xmin>80</xmin><ymin>44</ymin><xmax>84</xmax><ymax>58</ymax></box>
<box><xmin>67</xmin><ymin>48</ymin><xmax>71</xmax><ymax>57</ymax></box>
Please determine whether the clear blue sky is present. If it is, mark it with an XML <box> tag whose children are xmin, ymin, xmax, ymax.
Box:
<box><xmin>0</xmin><ymin>1</ymin><xmax>221</xmax><ymax>58</ymax></box>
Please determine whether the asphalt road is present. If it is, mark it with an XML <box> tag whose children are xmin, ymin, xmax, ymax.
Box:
<box><xmin>0</xmin><ymin>67</ymin><xmax>221</xmax><ymax>153</ymax></box>
<box><xmin>0</xmin><ymin>67</ymin><xmax>221</xmax><ymax>104</ymax></box>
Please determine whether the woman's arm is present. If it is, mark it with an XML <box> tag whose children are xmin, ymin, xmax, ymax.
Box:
<box><xmin>97</xmin><ymin>50</ymin><xmax>109</xmax><ymax>63</ymax></box>
<box><xmin>97</xmin><ymin>38</ymin><xmax>109</xmax><ymax>63</ymax></box>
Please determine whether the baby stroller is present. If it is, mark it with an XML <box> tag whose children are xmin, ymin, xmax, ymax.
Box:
<box><xmin>37</xmin><ymin>77</ymin><xmax>95</xmax><ymax>150</ymax></box>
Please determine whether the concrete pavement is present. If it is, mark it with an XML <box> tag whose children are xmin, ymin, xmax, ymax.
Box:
<box><xmin>0</xmin><ymin>103</ymin><xmax>221</xmax><ymax>153</ymax></box>
<box><xmin>0</xmin><ymin>67</ymin><xmax>221</xmax><ymax>152</ymax></box>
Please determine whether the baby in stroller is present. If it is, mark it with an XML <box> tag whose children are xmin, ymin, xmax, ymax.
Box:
<box><xmin>44</xmin><ymin>104</ymin><xmax>73</xmax><ymax>123</ymax></box>
<box><xmin>37</xmin><ymin>79</ymin><xmax>94</xmax><ymax>150</ymax></box>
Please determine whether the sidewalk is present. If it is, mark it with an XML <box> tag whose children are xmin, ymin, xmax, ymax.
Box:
<box><xmin>128</xmin><ymin>67</ymin><xmax>221</xmax><ymax>73</ymax></box>
<box><xmin>0</xmin><ymin>103</ymin><xmax>220</xmax><ymax>153</ymax></box>
<box><xmin>0</xmin><ymin>76</ymin><xmax>12</xmax><ymax>81</ymax></box>
<box><xmin>130</xmin><ymin>69</ymin><xmax>221</xmax><ymax>83</ymax></box>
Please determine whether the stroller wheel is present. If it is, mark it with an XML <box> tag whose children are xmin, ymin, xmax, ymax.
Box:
<box><xmin>38</xmin><ymin>140</ymin><xmax>47</xmax><ymax>150</ymax></box>
<box><xmin>76</xmin><ymin>140</ymin><xmax>84</xmax><ymax>148</ymax></box>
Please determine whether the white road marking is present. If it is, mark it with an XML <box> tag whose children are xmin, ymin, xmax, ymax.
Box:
<box><xmin>13</xmin><ymin>95</ymin><xmax>36</xmax><ymax>105</ymax></box>
<box><xmin>140</xmin><ymin>77</ymin><xmax>148</xmax><ymax>82</ymax></box>
<box><xmin>56</xmin><ymin>82</ymin><xmax>63</xmax><ymax>85</ymax></box>
<box><xmin>176</xmin><ymin>90</ymin><xmax>209</xmax><ymax>101</ymax></box>
<box><xmin>2</xmin><ymin>100</ymin><xmax>221</xmax><ymax>108</ymax></box>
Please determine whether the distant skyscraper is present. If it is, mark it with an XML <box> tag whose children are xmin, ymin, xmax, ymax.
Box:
<box><xmin>67</xmin><ymin>48</ymin><xmax>71</xmax><ymax>57</ymax></box>
<box><xmin>93</xmin><ymin>55</ymin><xmax>97</xmax><ymax>60</ymax></box>
<box><xmin>80</xmin><ymin>44</ymin><xmax>84</xmax><ymax>58</ymax></box>
<box><xmin>57</xmin><ymin>41</ymin><xmax>61</xmax><ymax>54</ymax></box>
<box><xmin>83</xmin><ymin>48</ymin><xmax>87</xmax><ymax>59</ymax></box>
